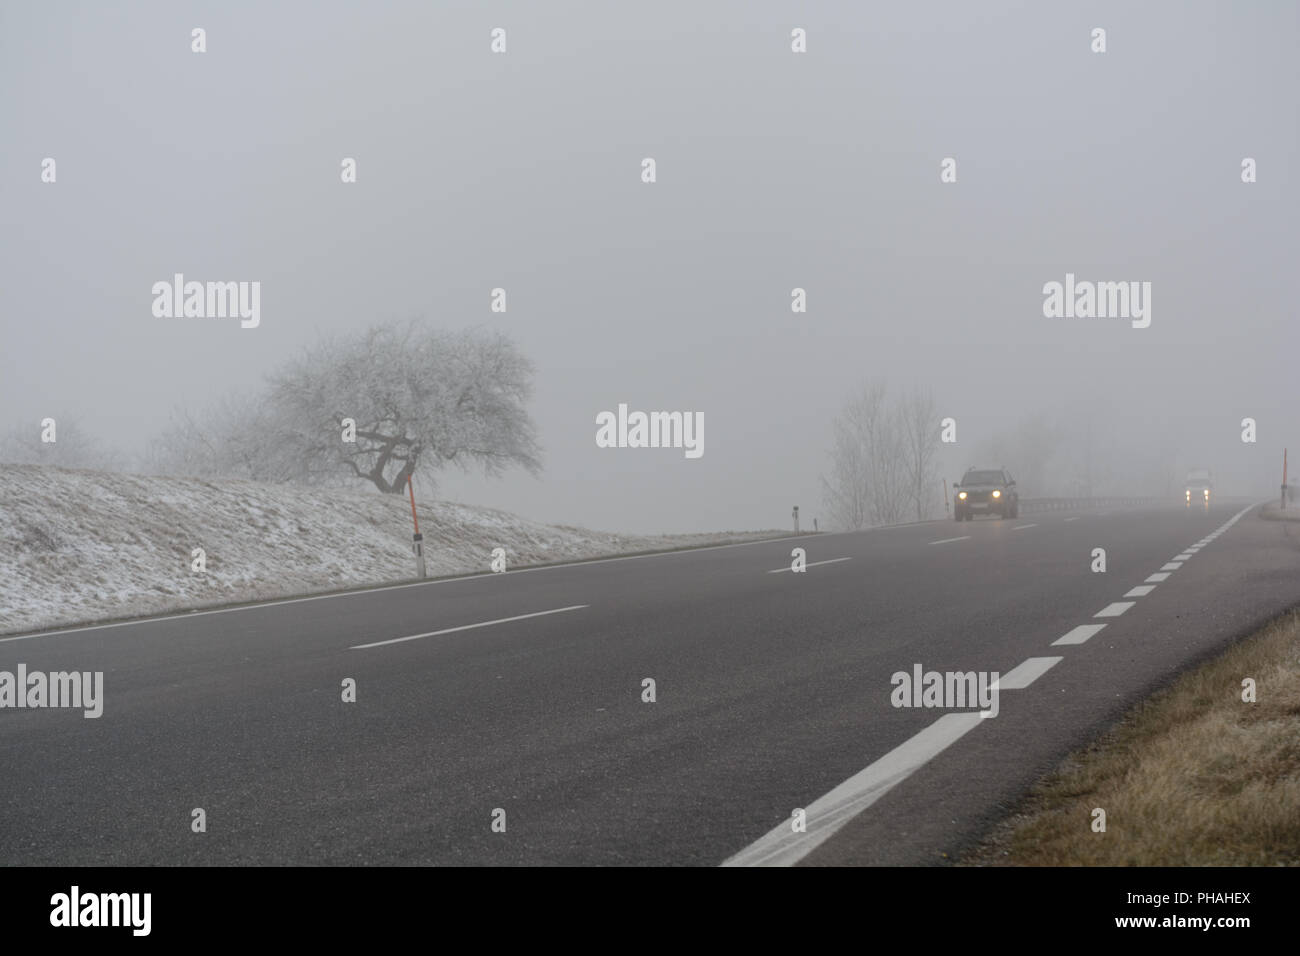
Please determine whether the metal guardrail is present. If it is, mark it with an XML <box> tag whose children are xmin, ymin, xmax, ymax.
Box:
<box><xmin>1018</xmin><ymin>497</ymin><xmax>1172</xmax><ymax>514</ymax></box>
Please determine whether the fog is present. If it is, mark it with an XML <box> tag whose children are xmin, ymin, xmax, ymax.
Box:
<box><xmin>2</xmin><ymin>1</ymin><xmax>1296</xmax><ymax>534</ymax></box>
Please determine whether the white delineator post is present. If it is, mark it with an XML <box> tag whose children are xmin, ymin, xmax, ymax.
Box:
<box><xmin>793</xmin><ymin>505</ymin><xmax>799</xmax><ymax>534</ymax></box>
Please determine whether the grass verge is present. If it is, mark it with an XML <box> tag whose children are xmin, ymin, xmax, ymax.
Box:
<box><xmin>961</xmin><ymin>606</ymin><xmax>1300</xmax><ymax>866</ymax></box>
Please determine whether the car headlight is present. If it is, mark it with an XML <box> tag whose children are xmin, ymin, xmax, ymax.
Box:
<box><xmin>992</xmin><ymin>490</ymin><xmax>1001</xmax><ymax>498</ymax></box>
<box><xmin>958</xmin><ymin>492</ymin><xmax>967</xmax><ymax>500</ymax></box>
<box><xmin>1186</xmin><ymin>490</ymin><xmax>1191</xmax><ymax>498</ymax></box>
<box><xmin>1204</xmin><ymin>489</ymin><xmax>1210</xmax><ymax>498</ymax></box>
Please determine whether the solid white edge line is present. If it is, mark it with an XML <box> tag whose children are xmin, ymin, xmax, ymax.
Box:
<box><xmin>0</xmin><ymin>531</ymin><xmax>847</xmax><ymax>644</ymax></box>
<box><xmin>1011</xmin><ymin>524</ymin><xmax>1037</xmax><ymax>531</ymax></box>
<box><xmin>350</xmin><ymin>605</ymin><xmax>590</xmax><ymax>650</ymax></box>
<box><xmin>929</xmin><ymin>536</ymin><xmax>971</xmax><ymax>545</ymax></box>
<box><xmin>2</xmin><ymin>504</ymin><xmax>1262</xmax><ymax>648</ymax></box>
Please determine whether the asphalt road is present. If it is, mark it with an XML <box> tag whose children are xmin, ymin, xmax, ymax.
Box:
<box><xmin>2</xmin><ymin>501</ymin><xmax>1298</xmax><ymax>866</ymax></box>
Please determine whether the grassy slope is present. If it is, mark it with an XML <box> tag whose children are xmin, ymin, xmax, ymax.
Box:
<box><xmin>0</xmin><ymin>464</ymin><xmax>781</xmax><ymax>635</ymax></box>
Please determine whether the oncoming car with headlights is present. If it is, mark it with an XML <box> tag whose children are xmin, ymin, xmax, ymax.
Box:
<box><xmin>954</xmin><ymin>468</ymin><xmax>1018</xmax><ymax>521</ymax></box>
<box><xmin>1185</xmin><ymin>469</ymin><xmax>1212</xmax><ymax>507</ymax></box>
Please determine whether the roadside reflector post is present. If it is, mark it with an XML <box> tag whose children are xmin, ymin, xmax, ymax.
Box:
<box><xmin>412</xmin><ymin>532</ymin><xmax>426</xmax><ymax>578</ymax></box>
<box><xmin>408</xmin><ymin>475</ymin><xmax>426</xmax><ymax>578</ymax></box>
<box><xmin>792</xmin><ymin>505</ymin><xmax>799</xmax><ymax>534</ymax></box>
<box><xmin>1283</xmin><ymin>449</ymin><xmax>1289</xmax><ymax>510</ymax></box>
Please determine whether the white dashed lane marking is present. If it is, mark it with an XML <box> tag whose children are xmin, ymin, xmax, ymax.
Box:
<box><xmin>722</xmin><ymin>712</ymin><xmax>985</xmax><ymax>867</ymax></box>
<box><xmin>1052</xmin><ymin>624</ymin><xmax>1107</xmax><ymax>646</ymax></box>
<box><xmin>727</xmin><ymin>504</ymin><xmax>1258</xmax><ymax>869</ymax></box>
<box><xmin>769</xmin><ymin>557</ymin><xmax>853</xmax><ymax>574</ymax></box>
<box><xmin>724</xmin><ymin>654</ymin><xmax>1062</xmax><ymax>867</ymax></box>
<box><xmin>1095</xmin><ymin>602</ymin><xmax>1135</xmax><ymax>618</ymax></box>
<box><xmin>350</xmin><ymin>605</ymin><xmax>590</xmax><ymax>649</ymax></box>
<box><xmin>1124</xmin><ymin>585</ymin><xmax>1157</xmax><ymax>597</ymax></box>
<box><xmin>993</xmin><ymin>656</ymin><xmax>1064</xmax><ymax>690</ymax></box>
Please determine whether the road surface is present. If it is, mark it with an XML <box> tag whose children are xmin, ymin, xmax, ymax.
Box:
<box><xmin>2</xmin><ymin>501</ymin><xmax>1297</xmax><ymax>866</ymax></box>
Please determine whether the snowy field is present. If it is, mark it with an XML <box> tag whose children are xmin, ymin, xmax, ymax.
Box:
<box><xmin>0</xmin><ymin>464</ymin><xmax>783</xmax><ymax>635</ymax></box>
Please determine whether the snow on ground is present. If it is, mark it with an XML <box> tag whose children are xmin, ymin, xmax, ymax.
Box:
<box><xmin>0</xmin><ymin>464</ymin><xmax>783</xmax><ymax>635</ymax></box>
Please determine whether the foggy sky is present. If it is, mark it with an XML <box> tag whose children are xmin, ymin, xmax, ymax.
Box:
<box><xmin>2</xmin><ymin>1</ymin><xmax>1296</xmax><ymax>533</ymax></box>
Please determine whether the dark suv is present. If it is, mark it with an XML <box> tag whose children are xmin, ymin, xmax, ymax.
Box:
<box><xmin>954</xmin><ymin>468</ymin><xmax>1018</xmax><ymax>521</ymax></box>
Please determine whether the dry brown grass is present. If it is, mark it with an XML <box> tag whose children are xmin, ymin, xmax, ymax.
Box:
<box><xmin>962</xmin><ymin>608</ymin><xmax>1300</xmax><ymax>866</ymax></box>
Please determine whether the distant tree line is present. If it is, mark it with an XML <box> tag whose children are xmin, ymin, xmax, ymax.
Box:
<box><xmin>820</xmin><ymin>384</ymin><xmax>1200</xmax><ymax>532</ymax></box>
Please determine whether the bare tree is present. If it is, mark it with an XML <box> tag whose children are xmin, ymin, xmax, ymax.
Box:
<box><xmin>821</xmin><ymin>393</ymin><xmax>873</xmax><ymax>531</ymax></box>
<box><xmin>900</xmin><ymin>386</ymin><xmax>940</xmax><ymax>521</ymax></box>
<box><xmin>821</xmin><ymin>383</ymin><xmax>910</xmax><ymax>530</ymax></box>
<box><xmin>144</xmin><ymin>396</ymin><xmax>297</xmax><ymax>482</ymax></box>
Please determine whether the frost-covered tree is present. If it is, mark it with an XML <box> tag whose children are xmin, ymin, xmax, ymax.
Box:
<box><xmin>148</xmin><ymin>321</ymin><xmax>543</xmax><ymax>493</ymax></box>
<box><xmin>268</xmin><ymin>322</ymin><xmax>542</xmax><ymax>492</ymax></box>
